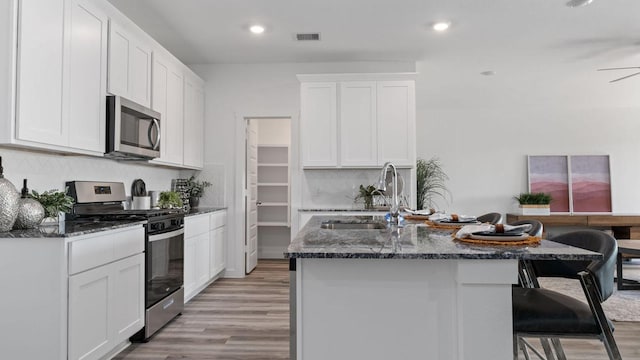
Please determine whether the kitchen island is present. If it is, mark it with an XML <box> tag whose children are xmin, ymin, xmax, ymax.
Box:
<box><xmin>285</xmin><ymin>216</ymin><xmax>601</xmax><ymax>360</ymax></box>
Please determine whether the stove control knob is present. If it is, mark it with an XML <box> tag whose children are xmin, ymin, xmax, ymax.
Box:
<box><xmin>150</xmin><ymin>223</ymin><xmax>159</xmax><ymax>231</ymax></box>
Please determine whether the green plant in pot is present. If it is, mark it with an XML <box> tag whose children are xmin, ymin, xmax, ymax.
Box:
<box><xmin>416</xmin><ymin>157</ymin><xmax>450</xmax><ymax>211</ymax></box>
<box><xmin>185</xmin><ymin>175</ymin><xmax>212</xmax><ymax>208</ymax></box>
<box><xmin>514</xmin><ymin>192</ymin><xmax>552</xmax><ymax>215</ymax></box>
<box><xmin>354</xmin><ymin>184</ymin><xmax>378</xmax><ymax>210</ymax></box>
<box><xmin>30</xmin><ymin>188</ymin><xmax>74</xmax><ymax>225</ymax></box>
<box><xmin>157</xmin><ymin>191</ymin><xmax>184</xmax><ymax>209</ymax></box>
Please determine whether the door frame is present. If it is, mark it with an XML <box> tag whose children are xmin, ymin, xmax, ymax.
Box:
<box><xmin>233</xmin><ymin>113</ymin><xmax>297</xmax><ymax>278</ymax></box>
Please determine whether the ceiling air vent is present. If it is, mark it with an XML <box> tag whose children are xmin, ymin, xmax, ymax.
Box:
<box><xmin>296</xmin><ymin>33</ymin><xmax>321</xmax><ymax>41</ymax></box>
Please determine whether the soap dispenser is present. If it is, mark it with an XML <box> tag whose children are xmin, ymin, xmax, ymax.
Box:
<box><xmin>13</xmin><ymin>178</ymin><xmax>45</xmax><ymax>229</ymax></box>
<box><xmin>0</xmin><ymin>157</ymin><xmax>20</xmax><ymax>232</ymax></box>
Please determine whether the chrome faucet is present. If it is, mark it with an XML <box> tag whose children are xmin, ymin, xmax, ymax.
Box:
<box><xmin>377</xmin><ymin>162</ymin><xmax>400</xmax><ymax>224</ymax></box>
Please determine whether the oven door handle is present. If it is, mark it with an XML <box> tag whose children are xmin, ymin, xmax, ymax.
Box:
<box><xmin>148</xmin><ymin>228</ymin><xmax>184</xmax><ymax>243</ymax></box>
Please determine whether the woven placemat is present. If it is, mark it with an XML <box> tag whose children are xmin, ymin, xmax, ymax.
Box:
<box><xmin>454</xmin><ymin>236</ymin><xmax>542</xmax><ymax>246</ymax></box>
<box><xmin>404</xmin><ymin>214</ymin><xmax>432</xmax><ymax>221</ymax></box>
<box><xmin>424</xmin><ymin>220</ymin><xmax>466</xmax><ymax>230</ymax></box>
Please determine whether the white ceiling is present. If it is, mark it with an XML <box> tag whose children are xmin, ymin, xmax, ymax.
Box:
<box><xmin>108</xmin><ymin>0</ymin><xmax>640</xmax><ymax>77</ymax></box>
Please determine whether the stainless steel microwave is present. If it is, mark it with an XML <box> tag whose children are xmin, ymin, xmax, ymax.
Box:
<box><xmin>106</xmin><ymin>95</ymin><xmax>161</xmax><ymax>160</ymax></box>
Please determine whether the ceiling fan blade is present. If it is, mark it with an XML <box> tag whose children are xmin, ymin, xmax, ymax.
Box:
<box><xmin>609</xmin><ymin>71</ymin><xmax>640</xmax><ymax>83</ymax></box>
<box><xmin>598</xmin><ymin>67</ymin><xmax>640</xmax><ymax>71</ymax></box>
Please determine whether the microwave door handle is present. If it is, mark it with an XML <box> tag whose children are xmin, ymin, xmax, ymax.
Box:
<box><xmin>148</xmin><ymin>118</ymin><xmax>160</xmax><ymax>150</ymax></box>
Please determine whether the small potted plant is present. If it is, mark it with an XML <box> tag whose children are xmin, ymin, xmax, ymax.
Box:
<box><xmin>354</xmin><ymin>184</ymin><xmax>378</xmax><ymax>210</ymax></box>
<box><xmin>514</xmin><ymin>192</ymin><xmax>552</xmax><ymax>215</ymax></box>
<box><xmin>30</xmin><ymin>188</ymin><xmax>74</xmax><ymax>225</ymax></box>
<box><xmin>157</xmin><ymin>191</ymin><xmax>184</xmax><ymax>209</ymax></box>
<box><xmin>185</xmin><ymin>175</ymin><xmax>212</xmax><ymax>208</ymax></box>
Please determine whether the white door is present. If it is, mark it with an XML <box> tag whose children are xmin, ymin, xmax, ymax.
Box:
<box><xmin>66</xmin><ymin>0</ymin><xmax>107</xmax><ymax>153</ymax></box>
<box><xmin>16</xmin><ymin>0</ymin><xmax>66</xmax><ymax>146</ymax></box>
<box><xmin>112</xmin><ymin>254</ymin><xmax>144</xmax><ymax>343</ymax></box>
<box><xmin>245</xmin><ymin>120</ymin><xmax>259</xmax><ymax>274</ymax></box>
<box><xmin>68</xmin><ymin>264</ymin><xmax>112</xmax><ymax>360</ymax></box>
<box><xmin>340</xmin><ymin>81</ymin><xmax>377</xmax><ymax>167</ymax></box>
<box><xmin>376</xmin><ymin>81</ymin><xmax>416</xmax><ymax>167</ymax></box>
<box><xmin>300</xmin><ymin>82</ymin><xmax>338</xmax><ymax>167</ymax></box>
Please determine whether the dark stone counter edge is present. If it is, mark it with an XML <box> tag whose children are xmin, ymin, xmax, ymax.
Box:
<box><xmin>284</xmin><ymin>252</ymin><xmax>603</xmax><ymax>260</ymax></box>
<box><xmin>186</xmin><ymin>207</ymin><xmax>227</xmax><ymax>217</ymax></box>
<box><xmin>299</xmin><ymin>208</ymin><xmax>387</xmax><ymax>212</ymax></box>
<box><xmin>2</xmin><ymin>220</ymin><xmax>147</xmax><ymax>238</ymax></box>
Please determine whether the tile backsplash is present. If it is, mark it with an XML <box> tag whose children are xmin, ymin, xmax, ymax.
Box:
<box><xmin>1</xmin><ymin>148</ymin><xmax>181</xmax><ymax>195</ymax></box>
<box><xmin>301</xmin><ymin>168</ymin><xmax>412</xmax><ymax>209</ymax></box>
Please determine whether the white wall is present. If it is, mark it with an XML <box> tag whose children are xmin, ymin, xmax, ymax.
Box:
<box><xmin>415</xmin><ymin>59</ymin><xmax>640</xmax><ymax>216</ymax></box>
<box><xmin>0</xmin><ymin>148</ymin><xmax>180</xmax><ymax>195</ymax></box>
<box><xmin>191</xmin><ymin>61</ymin><xmax>416</xmax><ymax>277</ymax></box>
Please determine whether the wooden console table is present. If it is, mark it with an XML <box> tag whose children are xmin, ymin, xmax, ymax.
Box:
<box><xmin>506</xmin><ymin>213</ymin><xmax>640</xmax><ymax>239</ymax></box>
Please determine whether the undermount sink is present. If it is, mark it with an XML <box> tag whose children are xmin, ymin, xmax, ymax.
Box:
<box><xmin>320</xmin><ymin>220</ymin><xmax>387</xmax><ymax>230</ymax></box>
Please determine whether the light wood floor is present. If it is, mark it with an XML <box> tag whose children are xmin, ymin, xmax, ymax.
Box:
<box><xmin>115</xmin><ymin>259</ymin><xmax>640</xmax><ymax>360</ymax></box>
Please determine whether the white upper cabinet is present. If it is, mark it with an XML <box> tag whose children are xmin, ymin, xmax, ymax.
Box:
<box><xmin>15</xmin><ymin>0</ymin><xmax>67</xmax><ymax>147</ymax></box>
<box><xmin>183</xmin><ymin>72</ymin><xmax>205</xmax><ymax>169</ymax></box>
<box><xmin>299</xmin><ymin>74</ymin><xmax>416</xmax><ymax>168</ymax></box>
<box><xmin>300</xmin><ymin>82</ymin><xmax>338</xmax><ymax>167</ymax></box>
<box><xmin>65</xmin><ymin>0</ymin><xmax>108</xmax><ymax>153</ymax></box>
<box><xmin>8</xmin><ymin>0</ymin><xmax>107</xmax><ymax>155</ymax></box>
<box><xmin>376</xmin><ymin>80</ymin><xmax>415</xmax><ymax>167</ymax></box>
<box><xmin>0</xmin><ymin>0</ymin><xmax>204</xmax><ymax>164</ymax></box>
<box><xmin>108</xmin><ymin>20</ymin><xmax>151</xmax><ymax>108</ymax></box>
<box><xmin>340</xmin><ymin>81</ymin><xmax>378</xmax><ymax>167</ymax></box>
<box><xmin>150</xmin><ymin>51</ymin><xmax>184</xmax><ymax>166</ymax></box>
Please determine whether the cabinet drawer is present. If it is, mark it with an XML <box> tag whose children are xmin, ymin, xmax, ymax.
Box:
<box><xmin>69</xmin><ymin>226</ymin><xmax>144</xmax><ymax>275</ymax></box>
<box><xmin>185</xmin><ymin>214</ymin><xmax>209</xmax><ymax>238</ymax></box>
<box><xmin>210</xmin><ymin>211</ymin><xmax>226</xmax><ymax>230</ymax></box>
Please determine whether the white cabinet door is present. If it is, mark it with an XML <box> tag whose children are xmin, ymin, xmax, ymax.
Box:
<box><xmin>300</xmin><ymin>82</ymin><xmax>337</xmax><ymax>168</ymax></box>
<box><xmin>195</xmin><ymin>232</ymin><xmax>210</xmax><ymax>287</ymax></box>
<box><xmin>129</xmin><ymin>42</ymin><xmax>152</xmax><ymax>107</ymax></box>
<box><xmin>65</xmin><ymin>0</ymin><xmax>107</xmax><ymax>152</ymax></box>
<box><xmin>183</xmin><ymin>234</ymin><xmax>197</xmax><ymax>302</ymax></box>
<box><xmin>108</xmin><ymin>20</ymin><xmax>151</xmax><ymax>107</ymax></box>
<box><xmin>112</xmin><ymin>253</ymin><xmax>144</xmax><ymax>343</ymax></box>
<box><xmin>210</xmin><ymin>227</ymin><xmax>226</xmax><ymax>277</ymax></box>
<box><xmin>376</xmin><ymin>81</ymin><xmax>415</xmax><ymax>167</ymax></box>
<box><xmin>68</xmin><ymin>263</ymin><xmax>112</xmax><ymax>360</ymax></box>
<box><xmin>151</xmin><ymin>52</ymin><xmax>184</xmax><ymax>166</ymax></box>
<box><xmin>15</xmin><ymin>0</ymin><xmax>66</xmax><ymax>146</ymax></box>
<box><xmin>340</xmin><ymin>81</ymin><xmax>377</xmax><ymax>167</ymax></box>
<box><xmin>183</xmin><ymin>74</ymin><xmax>205</xmax><ymax>169</ymax></box>
<box><xmin>107</xmin><ymin>21</ymin><xmax>129</xmax><ymax>97</ymax></box>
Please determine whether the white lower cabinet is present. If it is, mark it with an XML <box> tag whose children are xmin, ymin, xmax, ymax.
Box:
<box><xmin>210</xmin><ymin>210</ymin><xmax>227</xmax><ymax>277</ymax></box>
<box><xmin>195</xmin><ymin>232</ymin><xmax>211</xmax><ymax>287</ymax></box>
<box><xmin>68</xmin><ymin>261</ymin><xmax>112</xmax><ymax>360</ymax></box>
<box><xmin>68</xmin><ymin>231</ymin><xmax>145</xmax><ymax>360</ymax></box>
<box><xmin>68</xmin><ymin>253</ymin><xmax>144</xmax><ymax>360</ymax></box>
<box><xmin>0</xmin><ymin>225</ymin><xmax>145</xmax><ymax>360</ymax></box>
<box><xmin>184</xmin><ymin>210</ymin><xmax>227</xmax><ymax>302</ymax></box>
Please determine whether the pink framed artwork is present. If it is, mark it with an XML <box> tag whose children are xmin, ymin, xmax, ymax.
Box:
<box><xmin>528</xmin><ymin>155</ymin><xmax>570</xmax><ymax>212</ymax></box>
<box><xmin>570</xmin><ymin>155</ymin><xmax>612</xmax><ymax>212</ymax></box>
<box><xmin>527</xmin><ymin>155</ymin><xmax>612</xmax><ymax>213</ymax></box>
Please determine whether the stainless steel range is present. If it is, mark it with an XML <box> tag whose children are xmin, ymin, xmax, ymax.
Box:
<box><xmin>67</xmin><ymin>181</ymin><xmax>184</xmax><ymax>341</ymax></box>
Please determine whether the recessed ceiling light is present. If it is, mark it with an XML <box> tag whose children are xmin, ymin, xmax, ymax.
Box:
<box><xmin>480</xmin><ymin>70</ymin><xmax>496</xmax><ymax>76</ymax></box>
<box><xmin>249</xmin><ymin>25</ymin><xmax>265</xmax><ymax>34</ymax></box>
<box><xmin>432</xmin><ymin>22</ymin><xmax>450</xmax><ymax>32</ymax></box>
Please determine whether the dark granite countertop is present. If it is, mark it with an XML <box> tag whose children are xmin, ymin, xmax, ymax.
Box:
<box><xmin>299</xmin><ymin>208</ymin><xmax>388</xmax><ymax>212</ymax></box>
<box><xmin>0</xmin><ymin>219</ymin><xmax>146</xmax><ymax>238</ymax></box>
<box><xmin>186</xmin><ymin>207</ymin><xmax>227</xmax><ymax>217</ymax></box>
<box><xmin>285</xmin><ymin>215</ymin><xmax>602</xmax><ymax>260</ymax></box>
